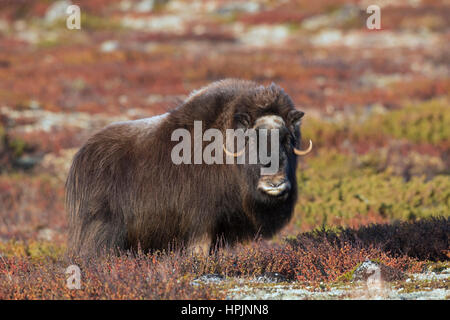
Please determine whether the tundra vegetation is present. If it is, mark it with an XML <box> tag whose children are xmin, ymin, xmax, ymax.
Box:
<box><xmin>0</xmin><ymin>0</ymin><xmax>449</xmax><ymax>299</ymax></box>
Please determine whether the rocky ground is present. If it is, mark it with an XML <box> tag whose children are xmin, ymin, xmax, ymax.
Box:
<box><xmin>224</xmin><ymin>263</ymin><xmax>450</xmax><ymax>300</ymax></box>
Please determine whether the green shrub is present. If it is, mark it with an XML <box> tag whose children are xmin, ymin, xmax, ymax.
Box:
<box><xmin>294</xmin><ymin>151</ymin><xmax>450</xmax><ymax>229</ymax></box>
<box><xmin>364</xmin><ymin>99</ymin><xmax>450</xmax><ymax>144</ymax></box>
<box><xmin>301</xmin><ymin>98</ymin><xmax>450</xmax><ymax>147</ymax></box>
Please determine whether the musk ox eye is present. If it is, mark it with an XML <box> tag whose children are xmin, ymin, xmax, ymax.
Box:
<box><xmin>287</xmin><ymin>109</ymin><xmax>305</xmax><ymax>128</ymax></box>
<box><xmin>234</xmin><ymin>113</ymin><xmax>251</xmax><ymax>129</ymax></box>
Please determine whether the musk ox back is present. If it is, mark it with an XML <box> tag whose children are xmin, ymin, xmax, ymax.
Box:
<box><xmin>66</xmin><ymin>79</ymin><xmax>312</xmax><ymax>257</ymax></box>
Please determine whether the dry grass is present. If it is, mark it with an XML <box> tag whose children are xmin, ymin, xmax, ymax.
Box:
<box><xmin>2</xmin><ymin>218</ymin><xmax>447</xmax><ymax>299</ymax></box>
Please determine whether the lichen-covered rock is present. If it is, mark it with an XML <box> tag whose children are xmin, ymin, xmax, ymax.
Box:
<box><xmin>192</xmin><ymin>274</ymin><xmax>225</xmax><ymax>285</ymax></box>
<box><xmin>352</xmin><ymin>260</ymin><xmax>404</xmax><ymax>282</ymax></box>
<box><xmin>45</xmin><ymin>0</ymin><xmax>72</xmax><ymax>24</ymax></box>
<box><xmin>255</xmin><ymin>272</ymin><xmax>288</xmax><ymax>283</ymax></box>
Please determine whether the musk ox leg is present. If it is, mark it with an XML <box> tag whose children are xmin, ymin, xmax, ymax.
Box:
<box><xmin>68</xmin><ymin>217</ymin><xmax>128</xmax><ymax>258</ymax></box>
<box><xmin>188</xmin><ymin>234</ymin><xmax>211</xmax><ymax>255</ymax></box>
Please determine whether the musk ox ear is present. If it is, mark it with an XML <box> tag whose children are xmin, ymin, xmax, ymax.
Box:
<box><xmin>287</xmin><ymin>109</ymin><xmax>305</xmax><ymax>128</ymax></box>
<box><xmin>233</xmin><ymin>113</ymin><xmax>251</xmax><ymax>129</ymax></box>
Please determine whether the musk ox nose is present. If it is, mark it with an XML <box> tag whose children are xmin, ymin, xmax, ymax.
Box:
<box><xmin>257</xmin><ymin>178</ymin><xmax>291</xmax><ymax>196</ymax></box>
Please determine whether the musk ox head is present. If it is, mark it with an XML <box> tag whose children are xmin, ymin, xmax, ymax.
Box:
<box><xmin>219</xmin><ymin>82</ymin><xmax>312</xmax><ymax>205</ymax></box>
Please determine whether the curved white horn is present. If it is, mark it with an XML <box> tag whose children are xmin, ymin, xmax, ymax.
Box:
<box><xmin>223</xmin><ymin>144</ymin><xmax>245</xmax><ymax>157</ymax></box>
<box><xmin>294</xmin><ymin>139</ymin><xmax>313</xmax><ymax>156</ymax></box>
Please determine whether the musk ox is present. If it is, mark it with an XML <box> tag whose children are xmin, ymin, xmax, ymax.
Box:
<box><xmin>66</xmin><ymin>79</ymin><xmax>312</xmax><ymax>257</ymax></box>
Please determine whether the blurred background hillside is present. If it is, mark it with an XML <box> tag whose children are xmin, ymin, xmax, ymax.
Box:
<box><xmin>0</xmin><ymin>0</ymin><xmax>449</xmax><ymax>245</ymax></box>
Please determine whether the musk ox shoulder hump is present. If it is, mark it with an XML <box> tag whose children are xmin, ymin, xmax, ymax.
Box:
<box><xmin>107</xmin><ymin>112</ymin><xmax>170</xmax><ymax>134</ymax></box>
<box><xmin>184</xmin><ymin>79</ymin><xmax>259</xmax><ymax>104</ymax></box>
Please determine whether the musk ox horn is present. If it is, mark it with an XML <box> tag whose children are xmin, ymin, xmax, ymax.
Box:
<box><xmin>294</xmin><ymin>139</ymin><xmax>313</xmax><ymax>156</ymax></box>
<box><xmin>223</xmin><ymin>144</ymin><xmax>245</xmax><ymax>157</ymax></box>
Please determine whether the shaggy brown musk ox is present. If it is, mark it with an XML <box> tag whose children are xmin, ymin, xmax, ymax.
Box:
<box><xmin>66</xmin><ymin>79</ymin><xmax>312</xmax><ymax>257</ymax></box>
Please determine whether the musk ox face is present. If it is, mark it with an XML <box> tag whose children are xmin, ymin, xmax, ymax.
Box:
<box><xmin>227</xmin><ymin>102</ymin><xmax>311</xmax><ymax>204</ymax></box>
<box><xmin>253</xmin><ymin>115</ymin><xmax>297</xmax><ymax>199</ymax></box>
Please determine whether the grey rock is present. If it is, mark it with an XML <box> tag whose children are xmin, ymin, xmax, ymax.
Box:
<box><xmin>45</xmin><ymin>0</ymin><xmax>72</xmax><ymax>24</ymax></box>
<box><xmin>352</xmin><ymin>259</ymin><xmax>404</xmax><ymax>282</ymax></box>
<box><xmin>255</xmin><ymin>272</ymin><xmax>288</xmax><ymax>283</ymax></box>
<box><xmin>193</xmin><ymin>273</ymin><xmax>225</xmax><ymax>285</ymax></box>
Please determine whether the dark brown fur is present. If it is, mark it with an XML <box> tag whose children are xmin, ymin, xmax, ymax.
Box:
<box><xmin>66</xmin><ymin>79</ymin><xmax>305</xmax><ymax>257</ymax></box>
